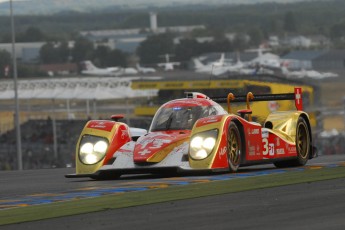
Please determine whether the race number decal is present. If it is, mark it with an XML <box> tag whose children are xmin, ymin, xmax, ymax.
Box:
<box><xmin>263</xmin><ymin>139</ymin><xmax>269</xmax><ymax>156</ymax></box>
<box><xmin>263</xmin><ymin>138</ymin><xmax>274</xmax><ymax>156</ymax></box>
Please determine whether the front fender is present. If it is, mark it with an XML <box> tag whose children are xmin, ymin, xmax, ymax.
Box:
<box><xmin>75</xmin><ymin>120</ymin><xmax>131</xmax><ymax>175</ymax></box>
<box><xmin>188</xmin><ymin>114</ymin><xmax>233</xmax><ymax>169</ymax></box>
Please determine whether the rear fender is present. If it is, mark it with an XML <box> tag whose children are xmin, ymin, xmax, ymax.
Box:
<box><xmin>264</xmin><ymin>111</ymin><xmax>310</xmax><ymax>144</ymax></box>
<box><xmin>75</xmin><ymin>120</ymin><xmax>131</xmax><ymax>174</ymax></box>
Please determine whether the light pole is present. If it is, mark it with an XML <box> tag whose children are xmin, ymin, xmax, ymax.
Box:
<box><xmin>10</xmin><ymin>0</ymin><xmax>23</xmax><ymax>170</ymax></box>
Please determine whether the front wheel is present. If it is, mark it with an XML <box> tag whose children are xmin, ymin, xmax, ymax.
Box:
<box><xmin>227</xmin><ymin>122</ymin><xmax>242</xmax><ymax>172</ymax></box>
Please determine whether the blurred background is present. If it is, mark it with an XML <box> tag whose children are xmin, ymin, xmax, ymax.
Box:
<box><xmin>0</xmin><ymin>0</ymin><xmax>344</xmax><ymax>170</ymax></box>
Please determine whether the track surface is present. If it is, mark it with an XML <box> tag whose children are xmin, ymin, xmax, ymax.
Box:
<box><xmin>1</xmin><ymin>155</ymin><xmax>345</xmax><ymax>229</ymax></box>
<box><xmin>1</xmin><ymin>155</ymin><xmax>344</xmax><ymax>198</ymax></box>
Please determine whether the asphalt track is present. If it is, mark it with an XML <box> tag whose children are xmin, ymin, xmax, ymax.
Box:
<box><xmin>1</xmin><ymin>154</ymin><xmax>345</xmax><ymax>229</ymax></box>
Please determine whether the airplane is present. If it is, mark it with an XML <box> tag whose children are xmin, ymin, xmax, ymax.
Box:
<box><xmin>246</xmin><ymin>46</ymin><xmax>282</xmax><ymax>70</ymax></box>
<box><xmin>193</xmin><ymin>53</ymin><xmax>224</xmax><ymax>73</ymax></box>
<box><xmin>281</xmin><ymin>67</ymin><xmax>338</xmax><ymax>79</ymax></box>
<box><xmin>80</xmin><ymin>60</ymin><xmax>138</xmax><ymax>76</ymax></box>
<box><xmin>157</xmin><ymin>54</ymin><xmax>180</xmax><ymax>71</ymax></box>
<box><xmin>136</xmin><ymin>63</ymin><xmax>156</xmax><ymax>74</ymax></box>
<box><xmin>193</xmin><ymin>53</ymin><xmax>255</xmax><ymax>76</ymax></box>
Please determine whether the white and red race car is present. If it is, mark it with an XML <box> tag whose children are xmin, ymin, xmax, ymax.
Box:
<box><xmin>66</xmin><ymin>87</ymin><xmax>316</xmax><ymax>179</ymax></box>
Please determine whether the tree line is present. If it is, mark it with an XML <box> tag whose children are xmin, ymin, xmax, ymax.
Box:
<box><xmin>0</xmin><ymin>0</ymin><xmax>345</xmax><ymax>77</ymax></box>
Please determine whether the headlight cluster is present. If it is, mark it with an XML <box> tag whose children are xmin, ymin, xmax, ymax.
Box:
<box><xmin>79</xmin><ymin>135</ymin><xmax>109</xmax><ymax>165</ymax></box>
<box><xmin>190</xmin><ymin>129</ymin><xmax>218</xmax><ymax>160</ymax></box>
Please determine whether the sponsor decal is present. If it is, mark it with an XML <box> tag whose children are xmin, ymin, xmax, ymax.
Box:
<box><xmin>138</xmin><ymin>138</ymin><xmax>172</xmax><ymax>149</ymax></box>
<box><xmin>121</xmin><ymin>129</ymin><xmax>129</xmax><ymax>139</ymax></box>
<box><xmin>268</xmin><ymin>101</ymin><xmax>280</xmax><ymax>112</ymax></box>
<box><xmin>263</xmin><ymin>138</ymin><xmax>275</xmax><ymax>156</ymax></box>
<box><xmin>173</xmin><ymin>142</ymin><xmax>188</xmax><ymax>154</ymax></box>
<box><xmin>250</xmin><ymin>129</ymin><xmax>260</xmax><ymax>135</ymax></box>
<box><xmin>151</xmin><ymin>139</ymin><xmax>172</xmax><ymax>149</ymax></box>
<box><xmin>197</xmin><ymin>115</ymin><xmax>222</xmax><ymax>127</ymax></box>
<box><xmin>275</xmin><ymin>137</ymin><xmax>280</xmax><ymax>147</ymax></box>
<box><xmin>262</xmin><ymin>129</ymin><xmax>269</xmax><ymax>138</ymax></box>
<box><xmin>249</xmin><ymin>145</ymin><xmax>256</xmax><ymax>156</ymax></box>
<box><xmin>276</xmin><ymin>148</ymin><xmax>285</xmax><ymax>155</ymax></box>
<box><xmin>87</xmin><ymin>121</ymin><xmax>114</xmax><ymax>132</ymax></box>
<box><xmin>269</xmin><ymin>143</ymin><xmax>275</xmax><ymax>156</ymax></box>
<box><xmin>219</xmin><ymin>146</ymin><xmax>227</xmax><ymax>159</ymax></box>
<box><xmin>139</xmin><ymin>149</ymin><xmax>151</xmax><ymax>155</ymax></box>
<box><xmin>288</xmin><ymin>146</ymin><xmax>297</xmax><ymax>154</ymax></box>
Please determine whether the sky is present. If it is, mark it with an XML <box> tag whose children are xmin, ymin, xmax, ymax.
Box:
<box><xmin>0</xmin><ymin>0</ymin><xmax>326</xmax><ymax>15</ymax></box>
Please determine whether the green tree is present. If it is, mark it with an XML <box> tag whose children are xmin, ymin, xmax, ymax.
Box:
<box><xmin>58</xmin><ymin>41</ymin><xmax>71</xmax><ymax>63</ymax></box>
<box><xmin>17</xmin><ymin>27</ymin><xmax>46</xmax><ymax>42</ymax></box>
<box><xmin>93</xmin><ymin>45</ymin><xmax>111</xmax><ymax>67</ymax></box>
<box><xmin>248</xmin><ymin>27</ymin><xmax>264</xmax><ymax>47</ymax></box>
<box><xmin>330</xmin><ymin>21</ymin><xmax>345</xmax><ymax>40</ymax></box>
<box><xmin>39</xmin><ymin>41</ymin><xmax>71</xmax><ymax>64</ymax></box>
<box><xmin>232</xmin><ymin>34</ymin><xmax>248</xmax><ymax>51</ymax></box>
<box><xmin>107</xmin><ymin>49</ymin><xmax>127</xmax><ymax>67</ymax></box>
<box><xmin>175</xmin><ymin>39</ymin><xmax>202</xmax><ymax>62</ymax></box>
<box><xmin>136</xmin><ymin>33</ymin><xmax>175</xmax><ymax>64</ymax></box>
<box><xmin>39</xmin><ymin>42</ymin><xmax>60</xmax><ymax>64</ymax></box>
<box><xmin>72</xmin><ymin>37</ymin><xmax>94</xmax><ymax>62</ymax></box>
<box><xmin>283</xmin><ymin>11</ymin><xmax>297</xmax><ymax>33</ymax></box>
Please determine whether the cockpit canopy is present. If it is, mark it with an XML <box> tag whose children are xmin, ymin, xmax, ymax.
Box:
<box><xmin>149</xmin><ymin>98</ymin><xmax>226</xmax><ymax>132</ymax></box>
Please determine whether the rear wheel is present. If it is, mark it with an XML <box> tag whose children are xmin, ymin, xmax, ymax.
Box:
<box><xmin>227</xmin><ymin>122</ymin><xmax>242</xmax><ymax>172</ymax></box>
<box><xmin>274</xmin><ymin>117</ymin><xmax>310</xmax><ymax>168</ymax></box>
<box><xmin>295</xmin><ymin>117</ymin><xmax>310</xmax><ymax>165</ymax></box>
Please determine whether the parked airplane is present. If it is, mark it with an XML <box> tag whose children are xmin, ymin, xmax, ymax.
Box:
<box><xmin>193</xmin><ymin>53</ymin><xmax>255</xmax><ymax>75</ymax></box>
<box><xmin>157</xmin><ymin>54</ymin><xmax>180</xmax><ymax>71</ymax></box>
<box><xmin>136</xmin><ymin>64</ymin><xmax>156</xmax><ymax>74</ymax></box>
<box><xmin>282</xmin><ymin>67</ymin><xmax>338</xmax><ymax>79</ymax></box>
<box><xmin>81</xmin><ymin>60</ymin><xmax>138</xmax><ymax>76</ymax></box>
<box><xmin>245</xmin><ymin>46</ymin><xmax>282</xmax><ymax>70</ymax></box>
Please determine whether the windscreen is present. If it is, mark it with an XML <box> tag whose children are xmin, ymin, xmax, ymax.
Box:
<box><xmin>150</xmin><ymin>105</ymin><xmax>225</xmax><ymax>131</ymax></box>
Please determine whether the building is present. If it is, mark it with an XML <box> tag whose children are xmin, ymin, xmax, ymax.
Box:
<box><xmin>282</xmin><ymin>50</ymin><xmax>345</xmax><ymax>75</ymax></box>
<box><xmin>0</xmin><ymin>42</ymin><xmax>45</xmax><ymax>63</ymax></box>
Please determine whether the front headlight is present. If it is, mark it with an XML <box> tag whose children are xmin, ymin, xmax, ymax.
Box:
<box><xmin>190</xmin><ymin>129</ymin><xmax>218</xmax><ymax>160</ymax></box>
<box><xmin>79</xmin><ymin>135</ymin><xmax>109</xmax><ymax>165</ymax></box>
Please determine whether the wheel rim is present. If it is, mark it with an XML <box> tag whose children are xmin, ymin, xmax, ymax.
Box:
<box><xmin>228</xmin><ymin>128</ymin><xmax>240</xmax><ymax>166</ymax></box>
<box><xmin>297</xmin><ymin>122</ymin><xmax>309</xmax><ymax>159</ymax></box>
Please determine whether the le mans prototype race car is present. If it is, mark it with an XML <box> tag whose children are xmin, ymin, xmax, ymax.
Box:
<box><xmin>66</xmin><ymin>87</ymin><xmax>316</xmax><ymax>179</ymax></box>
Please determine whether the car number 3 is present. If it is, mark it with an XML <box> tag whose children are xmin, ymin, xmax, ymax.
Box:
<box><xmin>262</xmin><ymin>138</ymin><xmax>274</xmax><ymax>156</ymax></box>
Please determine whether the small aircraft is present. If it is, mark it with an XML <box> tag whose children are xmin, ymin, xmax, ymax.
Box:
<box><xmin>81</xmin><ymin>60</ymin><xmax>138</xmax><ymax>76</ymax></box>
<box><xmin>193</xmin><ymin>53</ymin><xmax>254</xmax><ymax>75</ymax></box>
<box><xmin>136</xmin><ymin>64</ymin><xmax>156</xmax><ymax>74</ymax></box>
<box><xmin>157</xmin><ymin>54</ymin><xmax>180</xmax><ymax>71</ymax></box>
<box><xmin>281</xmin><ymin>67</ymin><xmax>338</xmax><ymax>79</ymax></box>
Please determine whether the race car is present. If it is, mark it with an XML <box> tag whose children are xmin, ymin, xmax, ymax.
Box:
<box><xmin>65</xmin><ymin>87</ymin><xmax>316</xmax><ymax>179</ymax></box>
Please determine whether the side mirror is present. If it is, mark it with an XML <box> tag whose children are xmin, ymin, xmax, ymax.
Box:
<box><xmin>111</xmin><ymin>114</ymin><xmax>125</xmax><ymax>122</ymax></box>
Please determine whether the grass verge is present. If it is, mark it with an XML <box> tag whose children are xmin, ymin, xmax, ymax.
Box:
<box><xmin>1</xmin><ymin>166</ymin><xmax>345</xmax><ymax>225</ymax></box>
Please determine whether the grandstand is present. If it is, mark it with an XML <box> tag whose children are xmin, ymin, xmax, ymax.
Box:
<box><xmin>0</xmin><ymin>76</ymin><xmax>158</xmax><ymax>170</ymax></box>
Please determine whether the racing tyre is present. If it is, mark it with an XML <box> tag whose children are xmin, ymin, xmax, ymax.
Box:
<box><xmin>274</xmin><ymin>117</ymin><xmax>310</xmax><ymax>168</ymax></box>
<box><xmin>227</xmin><ymin>122</ymin><xmax>242</xmax><ymax>172</ymax></box>
<box><xmin>295</xmin><ymin>116</ymin><xmax>310</xmax><ymax>165</ymax></box>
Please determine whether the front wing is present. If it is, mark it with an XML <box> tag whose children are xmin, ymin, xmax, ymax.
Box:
<box><xmin>65</xmin><ymin>141</ymin><xmax>228</xmax><ymax>179</ymax></box>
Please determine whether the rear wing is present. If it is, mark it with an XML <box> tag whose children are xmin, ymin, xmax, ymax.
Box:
<box><xmin>211</xmin><ymin>87</ymin><xmax>303</xmax><ymax>111</ymax></box>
